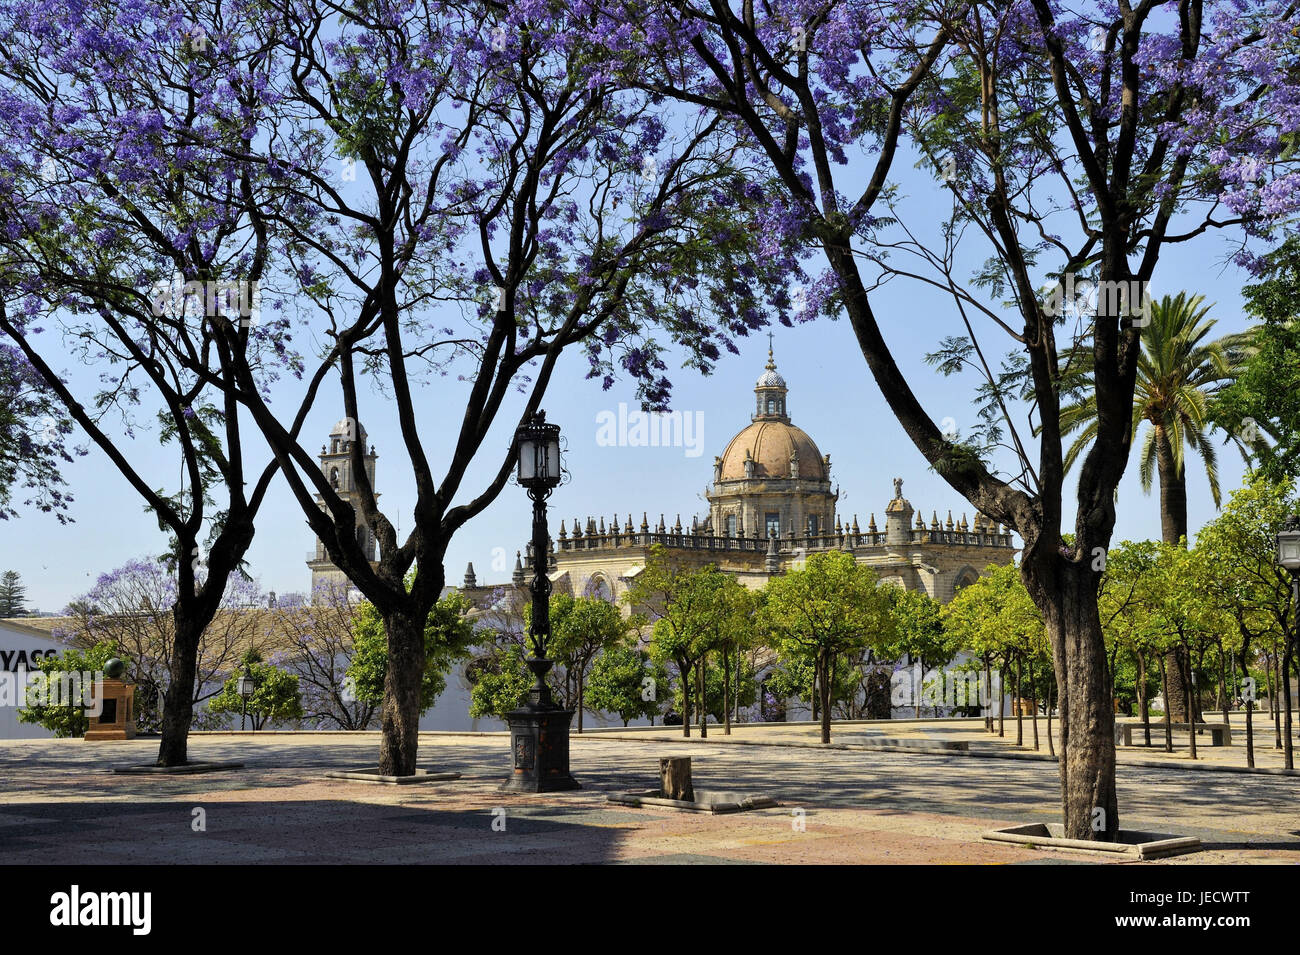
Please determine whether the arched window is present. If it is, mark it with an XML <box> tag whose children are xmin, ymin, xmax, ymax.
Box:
<box><xmin>330</xmin><ymin>467</ymin><xmax>339</xmax><ymax>489</ymax></box>
<box><xmin>725</xmin><ymin>514</ymin><xmax>738</xmax><ymax>538</ymax></box>
<box><xmin>584</xmin><ymin>575</ymin><xmax>614</xmax><ymax>603</ymax></box>
<box><xmin>767</xmin><ymin>398</ymin><xmax>776</xmax><ymax>414</ymax></box>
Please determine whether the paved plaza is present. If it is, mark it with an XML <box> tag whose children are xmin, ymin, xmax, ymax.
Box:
<box><xmin>1</xmin><ymin>724</ymin><xmax>1296</xmax><ymax>864</ymax></box>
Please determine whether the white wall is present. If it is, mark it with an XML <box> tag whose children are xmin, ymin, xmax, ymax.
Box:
<box><xmin>0</xmin><ymin>622</ymin><xmax>64</xmax><ymax>739</ymax></box>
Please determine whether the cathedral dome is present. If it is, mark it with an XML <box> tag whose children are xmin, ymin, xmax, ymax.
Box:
<box><xmin>715</xmin><ymin>341</ymin><xmax>828</xmax><ymax>483</ymax></box>
<box><xmin>718</xmin><ymin>420</ymin><xmax>827</xmax><ymax>481</ymax></box>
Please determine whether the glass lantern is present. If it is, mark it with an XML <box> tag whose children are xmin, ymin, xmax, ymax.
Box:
<box><xmin>515</xmin><ymin>411</ymin><xmax>562</xmax><ymax>490</ymax></box>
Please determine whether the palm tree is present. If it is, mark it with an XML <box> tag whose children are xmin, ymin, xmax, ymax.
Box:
<box><xmin>1055</xmin><ymin>292</ymin><xmax>1252</xmax><ymax>720</ymax></box>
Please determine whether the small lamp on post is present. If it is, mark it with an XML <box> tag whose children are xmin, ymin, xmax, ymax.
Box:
<box><xmin>237</xmin><ymin>665</ymin><xmax>258</xmax><ymax>732</ymax></box>
<box><xmin>1277</xmin><ymin>516</ymin><xmax>1300</xmax><ymax>701</ymax></box>
<box><xmin>1276</xmin><ymin>515</ymin><xmax>1300</xmax><ymax>577</ymax></box>
<box><xmin>501</xmin><ymin>410</ymin><xmax>579</xmax><ymax>793</ymax></box>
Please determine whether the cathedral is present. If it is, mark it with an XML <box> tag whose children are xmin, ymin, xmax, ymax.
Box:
<box><xmin>306</xmin><ymin>348</ymin><xmax>1019</xmax><ymax>604</ymax></box>
<box><xmin>510</xmin><ymin>347</ymin><xmax>1018</xmax><ymax>606</ymax></box>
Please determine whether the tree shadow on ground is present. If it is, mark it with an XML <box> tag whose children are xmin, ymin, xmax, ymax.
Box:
<box><xmin>0</xmin><ymin>799</ymin><xmax>636</xmax><ymax>864</ymax></box>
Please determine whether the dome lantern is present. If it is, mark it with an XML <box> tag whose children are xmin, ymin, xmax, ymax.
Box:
<box><xmin>753</xmin><ymin>334</ymin><xmax>789</xmax><ymax>422</ymax></box>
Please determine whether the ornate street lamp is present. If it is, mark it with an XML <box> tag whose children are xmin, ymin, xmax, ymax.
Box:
<box><xmin>237</xmin><ymin>665</ymin><xmax>259</xmax><ymax>732</ymax></box>
<box><xmin>501</xmin><ymin>410</ymin><xmax>579</xmax><ymax>792</ymax></box>
<box><xmin>1277</xmin><ymin>515</ymin><xmax>1300</xmax><ymax>576</ymax></box>
<box><xmin>1277</xmin><ymin>517</ymin><xmax>1300</xmax><ymax>682</ymax></box>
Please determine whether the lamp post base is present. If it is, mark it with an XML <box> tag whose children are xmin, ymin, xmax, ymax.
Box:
<box><xmin>500</xmin><ymin>705</ymin><xmax>580</xmax><ymax>793</ymax></box>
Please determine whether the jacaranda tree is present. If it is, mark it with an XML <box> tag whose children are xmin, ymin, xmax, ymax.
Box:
<box><xmin>1</xmin><ymin>0</ymin><xmax>794</xmax><ymax>775</ymax></box>
<box><xmin>600</xmin><ymin>0</ymin><xmax>1300</xmax><ymax>838</ymax></box>
<box><xmin>0</xmin><ymin>0</ymin><xmax>322</xmax><ymax>765</ymax></box>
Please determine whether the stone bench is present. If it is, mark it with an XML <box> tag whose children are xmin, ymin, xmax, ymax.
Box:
<box><xmin>1115</xmin><ymin>722</ymin><xmax>1232</xmax><ymax>746</ymax></box>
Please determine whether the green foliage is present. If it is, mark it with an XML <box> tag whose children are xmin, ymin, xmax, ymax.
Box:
<box><xmin>206</xmin><ymin>651</ymin><xmax>304</xmax><ymax>730</ymax></box>
<box><xmin>0</xmin><ymin>570</ymin><xmax>27</xmax><ymax>616</ymax></box>
<box><xmin>545</xmin><ymin>594</ymin><xmax>633</xmax><ymax>663</ymax></box>
<box><xmin>346</xmin><ymin>590</ymin><xmax>476</xmax><ymax>713</ymax></box>
<box><xmin>628</xmin><ymin>546</ymin><xmax>753</xmax><ymax>725</ymax></box>
<box><xmin>468</xmin><ymin>643</ymin><xmax>533</xmax><ymax>719</ymax></box>
<box><xmin>629</xmin><ymin>546</ymin><xmax>727</xmax><ymax>667</ymax></box>
<box><xmin>1098</xmin><ymin>540</ymin><xmax>1166</xmax><ymax>709</ymax></box>
<box><xmin>759</xmin><ymin>551</ymin><xmax>894</xmax><ymax>661</ymax></box>
<box><xmin>542</xmin><ymin>594</ymin><xmax>637</xmax><ymax>725</ymax></box>
<box><xmin>942</xmin><ymin>563</ymin><xmax>1045</xmax><ymax>663</ymax></box>
<box><xmin>18</xmin><ymin>641</ymin><xmax>125</xmax><ymax>737</ymax></box>
<box><xmin>763</xmin><ymin>653</ymin><xmax>858</xmax><ymax>714</ymax></box>
<box><xmin>882</xmin><ymin>586</ymin><xmax>957</xmax><ymax>671</ymax></box>
<box><xmin>1055</xmin><ymin>293</ymin><xmax>1250</xmax><ymax>511</ymax></box>
<box><xmin>764</xmin><ymin>655</ymin><xmax>814</xmax><ymax>705</ymax></box>
<box><xmin>586</xmin><ymin>644</ymin><xmax>668</xmax><ymax>725</ymax></box>
<box><xmin>1195</xmin><ymin>475</ymin><xmax>1299</xmax><ymax>699</ymax></box>
<box><xmin>758</xmin><ymin>552</ymin><xmax>894</xmax><ymax>738</ymax></box>
<box><xmin>670</xmin><ymin>652</ymin><xmax>758</xmax><ymax>722</ymax></box>
<box><xmin>1213</xmin><ymin>237</ymin><xmax>1300</xmax><ymax>481</ymax></box>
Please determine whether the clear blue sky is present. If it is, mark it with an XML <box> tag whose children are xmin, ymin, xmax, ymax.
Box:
<box><xmin>4</xmin><ymin>143</ymin><xmax>1260</xmax><ymax>614</ymax></box>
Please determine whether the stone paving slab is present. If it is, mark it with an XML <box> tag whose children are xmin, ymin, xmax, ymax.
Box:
<box><xmin>0</xmin><ymin>734</ymin><xmax>1296</xmax><ymax>864</ymax></box>
<box><xmin>590</xmin><ymin>716</ymin><xmax>1300</xmax><ymax>774</ymax></box>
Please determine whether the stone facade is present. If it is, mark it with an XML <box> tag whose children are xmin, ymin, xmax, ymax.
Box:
<box><xmin>304</xmin><ymin>350</ymin><xmax>1019</xmax><ymax>609</ymax></box>
<box><xmin>306</xmin><ymin>417</ymin><xmax>380</xmax><ymax>595</ymax></box>
<box><xmin>523</xmin><ymin>348</ymin><xmax>1018</xmax><ymax>607</ymax></box>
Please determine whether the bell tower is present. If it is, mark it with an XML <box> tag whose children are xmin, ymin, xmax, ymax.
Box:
<box><xmin>307</xmin><ymin>417</ymin><xmax>379</xmax><ymax>596</ymax></box>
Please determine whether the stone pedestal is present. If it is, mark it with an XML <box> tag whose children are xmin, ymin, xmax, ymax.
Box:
<box><xmin>500</xmin><ymin>657</ymin><xmax>579</xmax><ymax>793</ymax></box>
<box><xmin>501</xmin><ymin>706</ymin><xmax>580</xmax><ymax>793</ymax></box>
<box><xmin>85</xmin><ymin>679</ymin><xmax>136</xmax><ymax>741</ymax></box>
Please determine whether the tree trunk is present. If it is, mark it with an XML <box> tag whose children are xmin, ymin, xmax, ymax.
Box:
<box><xmin>156</xmin><ymin>611</ymin><xmax>205</xmax><ymax>767</ymax></box>
<box><xmin>1182</xmin><ymin>642</ymin><xmax>1198</xmax><ymax>761</ymax></box>
<box><xmin>1153</xmin><ymin>424</ymin><xmax>1191</xmax><ymax>724</ymax></box>
<box><xmin>1216</xmin><ymin>646</ymin><xmax>1228</xmax><ymax>727</ymax></box>
<box><xmin>913</xmin><ymin>657</ymin><xmax>921</xmax><ymax>719</ymax></box>
<box><xmin>576</xmin><ymin>669</ymin><xmax>585</xmax><ymax>734</ymax></box>
<box><xmin>1029</xmin><ymin>659</ymin><xmax>1039</xmax><ymax>751</ymax></box>
<box><xmin>659</xmin><ymin>756</ymin><xmax>693</xmax><ymax>801</ymax></box>
<box><xmin>983</xmin><ymin>653</ymin><xmax>993</xmax><ymax>733</ymax></box>
<box><xmin>378</xmin><ymin>605</ymin><xmax>429</xmax><ymax>776</ymax></box>
<box><xmin>997</xmin><ymin>664</ymin><xmax>1005</xmax><ymax>737</ymax></box>
<box><xmin>1046</xmin><ymin>675</ymin><xmax>1055</xmax><ymax>758</ymax></box>
<box><xmin>1023</xmin><ymin>560</ymin><xmax>1118</xmax><ymax>841</ymax></box>
<box><xmin>1154</xmin><ymin>423</ymin><xmax>1189</xmax><ymax>547</ymax></box>
<box><xmin>811</xmin><ymin>657</ymin><xmax>820</xmax><ymax>722</ymax></box>
<box><xmin>697</xmin><ymin>655</ymin><xmax>707</xmax><ymax>739</ymax></box>
<box><xmin>1014</xmin><ymin>653</ymin><xmax>1023</xmax><ymax>746</ymax></box>
<box><xmin>1241</xmin><ymin>653</ymin><xmax>1255</xmax><ymax>770</ymax></box>
<box><xmin>1269</xmin><ymin>648</ymin><xmax>1281</xmax><ymax>749</ymax></box>
<box><xmin>722</xmin><ymin>648</ymin><xmax>732</xmax><ymax>736</ymax></box>
<box><xmin>1138</xmin><ymin>650</ymin><xmax>1151</xmax><ymax>747</ymax></box>
<box><xmin>1164</xmin><ymin>646</ymin><xmax>1190</xmax><ymax>723</ymax></box>
<box><xmin>681</xmin><ymin>660</ymin><xmax>691</xmax><ymax>738</ymax></box>
<box><xmin>1283</xmin><ymin>636</ymin><xmax>1294</xmax><ymax>770</ymax></box>
<box><xmin>1158</xmin><ymin>654</ymin><xmax>1173</xmax><ymax>753</ymax></box>
<box><xmin>819</xmin><ymin>649</ymin><xmax>833</xmax><ymax>744</ymax></box>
